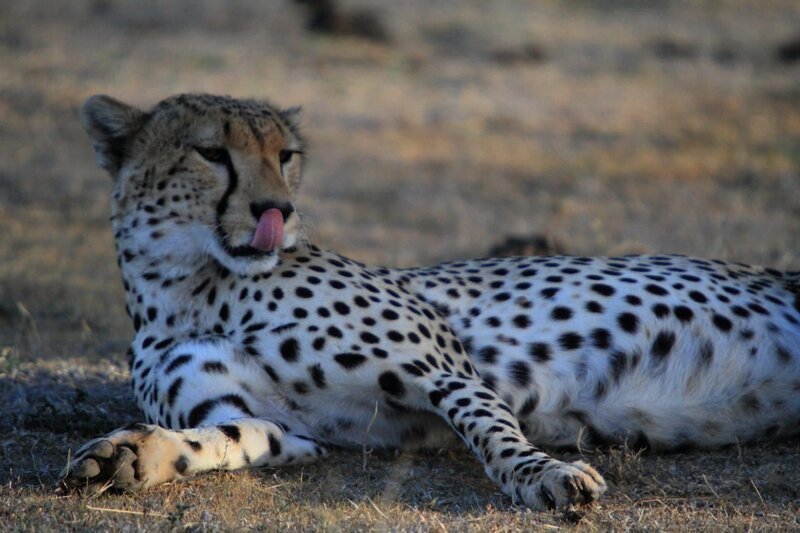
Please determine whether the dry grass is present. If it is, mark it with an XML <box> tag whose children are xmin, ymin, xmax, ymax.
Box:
<box><xmin>1</xmin><ymin>0</ymin><xmax>800</xmax><ymax>529</ymax></box>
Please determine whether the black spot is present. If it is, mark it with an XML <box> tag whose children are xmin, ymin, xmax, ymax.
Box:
<box><xmin>551</xmin><ymin>306</ymin><xmax>573</xmax><ymax>320</ymax></box>
<box><xmin>382</xmin><ymin>309</ymin><xmax>399</xmax><ymax>320</ymax></box>
<box><xmin>586</xmin><ymin>301</ymin><xmax>604</xmax><ymax>313</ymax></box>
<box><xmin>528</xmin><ymin>342</ymin><xmax>551</xmax><ymax>362</ymax></box>
<box><xmin>645</xmin><ymin>284</ymin><xmax>668</xmax><ymax>296</ymax></box>
<box><xmin>202</xmin><ymin>361</ymin><xmax>228</xmax><ymax>374</ymax></box>
<box><xmin>218</xmin><ymin>303</ymin><xmax>229</xmax><ymax>321</ymax></box>
<box><xmin>479</xmin><ymin>346</ymin><xmax>499</xmax><ymax>363</ymax></box>
<box><xmin>373</xmin><ymin>347</ymin><xmax>389</xmax><ymax>358</ymax></box>
<box><xmin>652</xmin><ymin>303</ymin><xmax>670</xmax><ymax>318</ymax></box>
<box><xmin>731</xmin><ymin>305</ymin><xmax>750</xmax><ymax>318</ymax></box>
<box><xmin>378</xmin><ymin>371</ymin><xmax>405</xmax><ymax>397</ymax></box>
<box><xmin>165</xmin><ymin>354</ymin><xmax>192</xmax><ymax>375</ymax></box>
<box><xmin>401</xmin><ymin>363</ymin><xmax>424</xmax><ymax>377</ymax></box>
<box><xmin>387</xmin><ymin>330</ymin><xmax>404</xmax><ymax>342</ymax></box>
<box><xmin>333</xmin><ymin>301</ymin><xmax>351</xmax><ymax>315</ymax></box>
<box><xmin>609</xmin><ymin>350</ymin><xmax>628</xmax><ymax>381</ymax></box>
<box><xmin>540</xmin><ymin>287</ymin><xmax>559</xmax><ymax>299</ymax></box>
<box><xmin>293</xmin><ymin>381</ymin><xmax>310</xmax><ymax>394</ymax></box>
<box><xmin>309</xmin><ymin>364</ymin><xmax>327</xmax><ymax>388</ymax></box>
<box><xmin>625</xmin><ymin>295</ymin><xmax>642</xmax><ymax>306</ymax></box>
<box><xmin>776</xmin><ymin>345</ymin><xmax>791</xmax><ymax>364</ymax></box>
<box><xmin>518</xmin><ymin>395</ymin><xmax>538</xmax><ymax>416</ymax></box>
<box><xmin>167</xmin><ymin>377</ymin><xmax>183</xmax><ymax>407</ymax></box>
<box><xmin>263</xmin><ymin>364</ymin><xmax>280</xmax><ymax>382</ymax></box>
<box><xmin>617</xmin><ymin>312</ymin><xmax>639</xmax><ymax>334</ymax></box>
<box><xmin>244</xmin><ymin>322</ymin><xmax>267</xmax><ymax>333</ymax></box>
<box><xmin>154</xmin><ymin>338</ymin><xmax>173</xmax><ymax>350</ymax></box>
<box><xmin>334</xmin><ymin>353</ymin><xmax>367</xmax><ymax>369</ymax></box>
<box><xmin>508</xmin><ymin>361</ymin><xmax>531</xmax><ymax>387</ymax></box>
<box><xmin>689</xmin><ymin>290</ymin><xmax>708</xmax><ymax>304</ymax></box>
<box><xmin>651</xmin><ymin>330</ymin><xmax>676</xmax><ymax>360</ymax></box>
<box><xmin>295</xmin><ymin>287</ymin><xmax>313</xmax><ymax>299</ymax></box>
<box><xmin>218</xmin><ymin>424</ymin><xmax>241</xmax><ymax>442</ymax></box>
<box><xmin>591</xmin><ymin>283</ymin><xmax>615</xmax><ymax>297</ymax></box>
<box><xmin>590</xmin><ymin>328</ymin><xmax>612</xmax><ymax>349</ymax></box>
<box><xmin>673</xmin><ymin>305</ymin><xmax>694</xmax><ymax>322</ymax></box>
<box><xmin>748</xmin><ymin>303</ymin><xmax>769</xmax><ymax>315</ymax></box>
<box><xmin>312</xmin><ymin>337</ymin><xmax>326</xmax><ymax>351</ymax></box>
<box><xmin>712</xmin><ymin>314</ymin><xmax>733</xmax><ymax>332</ymax></box>
<box><xmin>558</xmin><ymin>332</ymin><xmax>583</xmax><ymax>350</ymax></box>
<box><xmin>187</xmin><ymin>394</ymin><xmax>254</xmax><ymax>427</ymax></box>
<box><xmin>268</xmin><ymin>433</ymin><xmax>282</xmax><ymax>456</ymax></box>
<box><xmin>280</xmin><ymin>338</ymin><xmax>300</xmax><ymax>362</ymax></box>
<box><xmin>360</xmin><ymin>331</ymin><xmax>379</xmax><ymax>344</ymax></box>
<box><xmin>428</xmin><ymin>390</ymin><xmax>443</xmax><ymax>407</ymax></box>
<box><xmin>699</xmin><ymin>340</ymin><xmax>714</xmax><ymax>366</ymax></box>
<box><xmin>512</xmin><ymin>314</ymin><xmax>531</xmax><ymax>328</ymax></box>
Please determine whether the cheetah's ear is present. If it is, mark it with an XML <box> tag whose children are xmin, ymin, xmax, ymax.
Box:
<box><xmin>81</xmin><ymin>95</ymin><xmax>146</xmax><ymax>177</ymax></box>
<box><xmin>279</xmin><ymin>106</ymin><xmax>303</xmax><ymax>131</ymax></box>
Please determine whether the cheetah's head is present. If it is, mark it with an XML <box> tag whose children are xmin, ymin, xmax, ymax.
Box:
<box><xmin>82</xmin><ymin>93</ymin><xmax>305</xmax><ymax>276</ymax></box>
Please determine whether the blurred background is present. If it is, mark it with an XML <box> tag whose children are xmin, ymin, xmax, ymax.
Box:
<box><xmin>1</xmin><ymin>0</ymin><xmax>799</xmax><ymax>365</ymax></box>
<box><xmin>2</xmin><ymin>2</ymin><xmax>800</xmax><ymax>528</ymax></box>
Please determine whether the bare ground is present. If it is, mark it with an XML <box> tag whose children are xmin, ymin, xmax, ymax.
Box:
<box><xmin>1</xmin><ymin>0</ymin><xmax>799</xmax><ymax>529</ymax></box>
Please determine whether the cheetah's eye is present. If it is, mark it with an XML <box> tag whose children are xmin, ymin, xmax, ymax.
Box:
<box><xmin>279</xmin><ymin>149</ymin><xmax>302</xmax><ymax>165</ymax></box>
<box><xmin>195</xmin><ymin>146</ymin><xmax>229</xmax><ymax>165</ymax></box>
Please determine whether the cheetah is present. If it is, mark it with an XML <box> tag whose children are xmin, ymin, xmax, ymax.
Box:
<box><xmin>60</xmin><ymin>93</ymin><xmax>800</xmax><ymax>510</ymax></box>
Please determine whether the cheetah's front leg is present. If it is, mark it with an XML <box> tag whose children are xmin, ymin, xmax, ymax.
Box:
<box><xmin>59</xmin><ymin>419</ymin><xmax>327</xmax><ymax>494</ymax></box>
<box><xmin>423</xmin><ymin>372</ymin><xmax>606</xmax><ymax>509</ymax></box>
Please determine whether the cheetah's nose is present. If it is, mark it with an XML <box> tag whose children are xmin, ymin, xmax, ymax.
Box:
<box><xmin>250</xmin><ymin>201</ymin><xmax>294</xmax><ymax>222</ymax></box>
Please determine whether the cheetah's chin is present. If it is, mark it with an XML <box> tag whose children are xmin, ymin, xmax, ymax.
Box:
<box><xmin>207</xmin><ymin>237</ymin><xmax>283</xmax><ymax>276</ymax></box>
<box><xmin>216</xmin><ymin>248</ymin><xmax>282</xmax><ymax>276</ymax></box>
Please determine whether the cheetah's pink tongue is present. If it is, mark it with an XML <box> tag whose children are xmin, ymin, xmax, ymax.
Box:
<box><xmin>251</xmin><ymin>208</ymin><xmax>284</xmax><ymax>252</ymax></box>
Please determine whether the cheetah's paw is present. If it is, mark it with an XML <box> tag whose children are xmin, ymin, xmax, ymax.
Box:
<box><xmin>58</xmin><ymin>423</ymin><xmax>170</xmax><ymax>494</ymax></box>
<box><xmin>516</xmin><ymin>461</ymin><xmax>607</xmax><ymax>510</ymax></box>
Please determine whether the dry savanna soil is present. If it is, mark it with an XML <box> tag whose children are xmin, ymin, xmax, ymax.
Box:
<box><xmin>1</xmin><ymin>0</ymin><xmax>799</xmax><ymax>530</ymax></box>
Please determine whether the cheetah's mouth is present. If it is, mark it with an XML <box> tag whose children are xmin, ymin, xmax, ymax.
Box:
<box><xmin>250</xmin><ymin>208</ymin><xmax>284</xmax><ymax>252</ymax></box>
<box><xmin>221</xmin><ymin>208</ymin><xmax>285</xmax><ymax>259</ymax></box>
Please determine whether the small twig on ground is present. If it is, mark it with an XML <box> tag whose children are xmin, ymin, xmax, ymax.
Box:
<box><xmin>86</xmin><ymin>504</ymin><xmax>168</xmax><ymax>517</ymax></box>
<box><xmin>365</xmin><ymin>495</ymin><xmax>390</xmax><ymax>519</ymax></box>
<box><xmin>749</xmin><ymin>479</ymin><xmax>767</xmax><ymax>508</ymax></box>
<box><xmin>362</xmin><ymin>400</ymin><xmax>379</xmax><ymax>471</ymax></box>
<box><xmin>16</xmin><ymin>301</ymin><xmax>41</xmax><ymax>345</ymax></box>
<box><xmin>702</xmin><ymin>474</ymin><xmax>720</xmax><ymax>498</ymax></box>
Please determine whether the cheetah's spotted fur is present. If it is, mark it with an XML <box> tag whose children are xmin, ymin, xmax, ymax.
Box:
<box><xmin>61</xmin><ymin>93</ymin><xmax>800</xmax><ymax>510</ymax></box>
